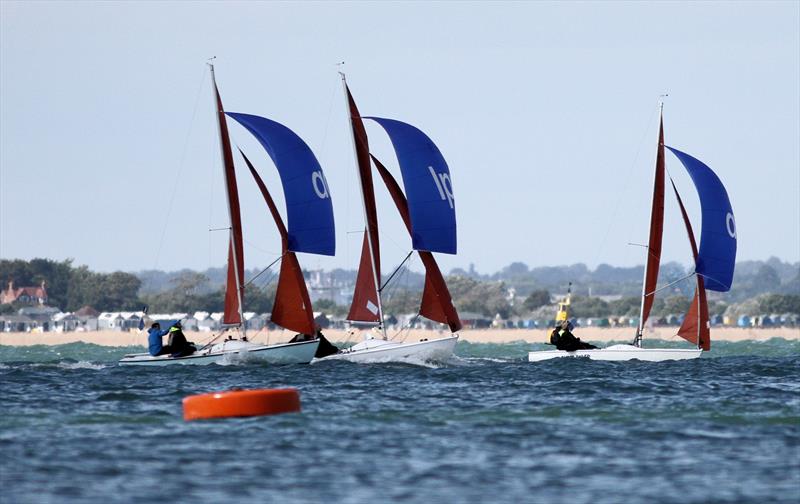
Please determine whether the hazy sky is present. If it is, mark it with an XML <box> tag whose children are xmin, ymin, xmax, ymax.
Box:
<box><xmin>1</xmin><ymin>1</ymin><xmax>798</xmax><ymax>276</ymax></box>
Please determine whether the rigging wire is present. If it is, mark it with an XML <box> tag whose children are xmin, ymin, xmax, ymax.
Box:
<box><xmin>243</xmin><ymin>253</ymin><xmax>285</xmax><ymax>289</ymax></box>
<box><xmin>153</xmin><ymin>66</ymin><xmax>210</xmax><ymax>270</ymax></box>
<box><xmin>591</xmin><ymin>101</ymin><xmax>662</xmax><ymax>268</ymax></box>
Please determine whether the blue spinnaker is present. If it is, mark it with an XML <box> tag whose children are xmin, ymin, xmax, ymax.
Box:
<box><xmin>666</xmin><ymin>146</ymin><xmax>736</xmax><ymax>292</ymax></box>
<box><xmin>367</xmin><ymin>117</ymin><xmax>457</xmax><ymax>254</ymax></box>
<box><xmin>227</xmin><ymin>112</ymin><xmax>335</xmax><ymax>256</ymax></box>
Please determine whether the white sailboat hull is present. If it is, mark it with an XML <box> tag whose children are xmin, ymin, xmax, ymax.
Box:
<box><xmin>527</xmin><ymin>344</ymin><xmax>702</xmax><ymax>362</ymax></box>
<box><xmin>314</xmin><ymin>335</ymin><xmax>458</xmax><ymax>364</ymax></box>
<box><xmin>118</xmin><ymin>339</ymin><xmax>319</xmax><ymax>366</ymax></box>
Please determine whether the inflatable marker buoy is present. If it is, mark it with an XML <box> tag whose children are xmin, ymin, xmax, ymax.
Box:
<box><xmin>183</xmin><ymin>388</ymin><xmax>301</xmax><ymax>421</ymax></box>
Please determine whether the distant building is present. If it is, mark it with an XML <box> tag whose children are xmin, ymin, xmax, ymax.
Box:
<box><xmin>1</xmin><ymin>280</ymin><xmax>48</xmax><ymax>305</ymax></box>
<box><xmin>0</xmin><ymin>314</ymin><xmax>36</xmax><ymax>332</ymax></box>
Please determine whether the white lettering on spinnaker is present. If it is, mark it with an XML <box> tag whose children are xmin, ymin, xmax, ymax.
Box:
<box><xmin>726</xmin><ymin>212</ymin><xmax>736</xmax><ymax>239</ymax></box>
<box><xmin>312</xmin><ymin>171</ymin><xmax>330</xmax><ymax>199</ymax></box>
<box><xmin>428</xmin><ymin>166</ymin><xmax>455</xmax><ymax>209</ymax></box>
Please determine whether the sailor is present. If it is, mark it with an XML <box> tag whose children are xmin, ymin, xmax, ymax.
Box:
<box><xmin>550</xmin><ymin>320</ymin><xmax>598</xmax><ymax>351</ymax></box>
<box><xmin>166</xmin><ymin>322</ymin><xmax>196</xmax><ymax>357</ymax></box>
<box><xmin>148</xmin><ymin>321</ymin><xmax>195</xmax><ymax>357</ymax></box>
<box><xmin>313</xmin><ymin>325</ymin><xmax>339</xmax><ymax>358</ymax></box>
<box><xmin>147</xmin><ymin>322</ymin><xmax>172</xmax><ymax>356</ymax></box>
<box><xmin>289</xmin><ymin>324</ymin><xmax>340</xmax><ymax>358</ymax></box>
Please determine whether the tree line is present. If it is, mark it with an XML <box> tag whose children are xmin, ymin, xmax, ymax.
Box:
<box><xmin>1</xmin><ymin>258</ymin><xmax>797</xmax><ymax>319</ymax></box>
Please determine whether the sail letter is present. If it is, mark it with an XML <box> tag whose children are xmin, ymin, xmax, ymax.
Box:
<box><xmin>366</xmin><ymin>117</ymin><xmax>457</xmax><ymax>254</ymax></box>
<box><xmin>227</xmin><ymin>112</ymin><xmax>335</xmax><ymax>256</ymax></box>
<box><xmin>666</xmin><ymin>146</ymin><xmax>736</xmax><ymax>292</ymax></box>
<box><xmin>371</xmin><ymin>154</ymin><xmax>462</xmax><ymax>332</ymax></box>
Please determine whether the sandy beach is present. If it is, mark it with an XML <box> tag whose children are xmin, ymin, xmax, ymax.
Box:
<box><xmin>1</xmin><ymin>326</ymin><xmax>797</xmax><ymax>348</ymax></box>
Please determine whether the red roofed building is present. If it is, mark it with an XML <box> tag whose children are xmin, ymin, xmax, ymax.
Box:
<box><xmin>1</xmin><ymin>280</ymin><xmax>48</xmax><ymax>305</ymax></box>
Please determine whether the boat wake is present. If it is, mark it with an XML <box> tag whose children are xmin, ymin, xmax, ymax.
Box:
<box><xmin>314</xmin><ymin>353</ymin><xmax>448</xmax><ymax>368</ymax></box>
<box><xmin>57</xmin><ymin>361</ymin><xmax>108</xmax><ymax>370</ymax></box>
<box><xmin>449</xmin><ymin>355</ymin><xmax>515</xmax><ymax>366</ymax></box>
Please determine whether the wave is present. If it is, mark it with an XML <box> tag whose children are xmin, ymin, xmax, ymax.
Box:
<box><xmin>0</xmin><ymin>338</ymin><xmax>797</xmax><ymax>365</ymax></box>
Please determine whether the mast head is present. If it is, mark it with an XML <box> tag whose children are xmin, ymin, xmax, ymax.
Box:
<box><xmin>658</xmin><ymin>93</ymin><xmax>668</xmax><ymax>111</ymax></box>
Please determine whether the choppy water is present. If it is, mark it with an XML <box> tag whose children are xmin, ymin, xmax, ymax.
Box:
<box><xmin>1</xmin><ymin>339</ymin><xmax>798</xmax><ymax>504</ymax></box>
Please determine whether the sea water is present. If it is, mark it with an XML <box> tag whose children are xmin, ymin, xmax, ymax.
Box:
<box><xmin>1</xmin><ymin>339</ymin><xmax>798</xmax><ymax>503</ymax></box>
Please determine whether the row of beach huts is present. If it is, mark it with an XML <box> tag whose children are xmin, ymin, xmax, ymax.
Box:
<box><xmin>1</xmin><ymin>305</ymin><xmax>798</xmax><ymax>333</ymax></box>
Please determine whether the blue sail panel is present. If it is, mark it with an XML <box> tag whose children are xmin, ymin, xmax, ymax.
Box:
<box><xmin>226</xmin><ymin>112</ymin><xmax>335</xmax><ymax>256</ymax></box>
<box><xmin>367</xmin><ymin>117</ymin><xmax>456</xmax><ymax>254</ymax></box>
<box><xmin>666</xmin><ymin>146</ymin><xmax>736</xmax><ymax>292</ymax></box>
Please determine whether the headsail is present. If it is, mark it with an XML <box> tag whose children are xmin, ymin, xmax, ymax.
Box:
<box><xmin>226</xmin><ymin>112</ymin><xmax>335</xmax><ymax>256</ymax></box>
<box><xmin>671</xmin><ymin>179</ymin><xmax>710</xmax><ymax>350</ymax></box>
<box><xmin>371</xmin><ymin>154</ymin><xmax>462</xmax><ymax>332</ymax></box>
<box><xmin>343</xmin><ymin>81</ymin><xmax>382</xmax><ymax>324</ymax></box>
<box><xmin>666</xmin><ymin>146</ymin><xmax>737</xmax><ymax>292</ymax></box>
<box><xmin>210</xmin><ymin>68</ymin><xmax>244</xmax><ymax>327</ymax></box>
<box><xmin>239</xmin><ymin>150</ymin><xmax>315</xmax><ymax>335</ymax></box>
<box><xmin>367</xmin><ymin>117</ymin><xmax>457</xmax><ymax>254</ymax></box>
<box><xmin>637</xmin><ymin>113</ymin><xmax>666</xmax><ymax>337</ymax></box>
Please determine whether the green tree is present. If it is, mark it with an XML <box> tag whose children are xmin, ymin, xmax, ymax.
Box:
<box><xmin>65</xmin><ymin>266</ymin><xmax>102</xmax><ymax>311</ymax></box>
<box><xmin>523</xmin><ymin>290</ymin><xmax>551</xmax><ymax>311</ymax></box>
<box><xmin>608</xmin><ymin>296</ymin><xmax>641</xmax><ymax>317</ymax></box>
<box><xmin>447</xmin><ymin>276</ymin><xmax>512</xmax><ymax>318</ymax></box>
<box><xmin>99</xmin><ymin>272</ymin><xmax>142</xmax><ymax>311</ymax></box>
<box><xmin>658</xmin><ymin>295</ymin><xmax>691</xmax><ymax>316</ymax></box>
<box><xmin>758</xmin><ymin>294</ymin><xmax>800</xmax><ymax>314</ymax></box>
<box><xmin>243</xmin><ymin>284</ymin><xmax>276</xmax><ymax>313</ymax></box>
<box><xmin>570</xmin><ymin>296</ymin><xmax>610</xmax><ymax>318</ymax></box>
<box><xmin>314</xmin><ymin>298</ymin><xmax>348</xmax><ymax>317</ymax></box>
<box><xmin>383</xmin><ymin>289</ymin><xmax>421</xmax><ymax>316</ymax></box>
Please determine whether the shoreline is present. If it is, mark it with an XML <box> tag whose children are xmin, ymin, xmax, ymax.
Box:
<box><xmin>0</xmin><ymin>327</ymin><xmax>797</xmax><ymax>347</ymax></box>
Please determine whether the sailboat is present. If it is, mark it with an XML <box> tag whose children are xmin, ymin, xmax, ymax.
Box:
<box><xmin>119</xmin><ymin>64</ymin><xmax>335</xmax><ymax>366</ymax></box>
<box><xmin>528</xmin><ymin>105</ymin><xmax>737</xmax><ymax>362</ymax></box>
<box><xmin>314</xmin><ymin>74</ymin><xmax>462</xmax><ymax>364</ymax></box>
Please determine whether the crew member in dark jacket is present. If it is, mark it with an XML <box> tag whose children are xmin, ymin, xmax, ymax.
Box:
<box><xmin>166</xmin><ymin>322</ymin><xmax>196</xmax><ymax>357</ymax></box>
<box><xmin>550</xmin><ymin>320</ymin><xmax>598</xmax><ymax>351</ymax></box>
<box><xmin>148</xmin><ymin>321</ymin><xmax>195</xmax><ymax>357</ymax></box>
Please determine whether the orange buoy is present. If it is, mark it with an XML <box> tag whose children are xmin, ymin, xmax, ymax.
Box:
<box><xmin>182</xmin><ymin>388</ymin><xmax>301</xmax><ymax>421</ymax></box>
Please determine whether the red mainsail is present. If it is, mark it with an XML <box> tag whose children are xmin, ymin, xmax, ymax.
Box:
<box><xmin>372</xmin><ymin>154</ymin><xmax>462</xmax><ymax>332</ymax></box>
<box><xmin>212</xmin><ymin>72</ymin><xmax>244</xmax><ymax>326</ymax></box>
<box><xmin>639</xmin><ymin>113</ymin><xmax>666</xmax><ymax>332</ymax></box>
<box><xmin>240</xmin><ymin>149</ymin><xmax>314</xmax><ymax>335</ymax></box>
<box><xmin>344</xmin><ymin>83</ymin><xmax>382</xmax><ymax>324</ymax></box>
<box><xmin>671</xmin><ymin>179</ymin><xmax>710</xmax><ymax>350</ymax></box>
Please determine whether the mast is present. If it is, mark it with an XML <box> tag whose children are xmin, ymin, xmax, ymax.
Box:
<box><xmin>635</xmin><ymin>102</ymin><xmax>666</xmax><ymax>347</ymax></box>
<box><xmin>340</xmin><ymin>73</ymin><xmax>386</xmax><ymax>339</ymax></box>
<box><xmin>210</xmin><ymin>63</ymin><xmax>246</xmax><ymax>337</ymax></box>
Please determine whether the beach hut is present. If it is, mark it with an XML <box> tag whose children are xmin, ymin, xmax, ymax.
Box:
<box><xmin>737</xmin><ymin>315</ymin><xmax>751</xmax><ymax>327</ymax></box>
<box><xmin>0</xmin><ymin>315</ymin><xmax>35</xmax><ymax>332</ymax></box>
<box><xmin>98</xmin><ymin>312</ymin><xmax>124</xmax><ymax>331</ymax></box>
<box><xmin>193</xmin><ymin>312</ymin><xmax>216</xmax><ymax>332</ymax></box>
<box><xmin>459</xmin><ymin>312</ymin><xmax>491</xmax><ymax>329</ymax></box>
<box><xmin>52</xmin><ymin>312</ymin><xmax>81</xmax><ymax>332</ymax></box>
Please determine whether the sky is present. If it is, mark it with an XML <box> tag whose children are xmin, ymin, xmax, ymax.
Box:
<box><xmin>1</xmin><ymin>1</ymin><xmax>798</xmax><ymax>276</ymax></box>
